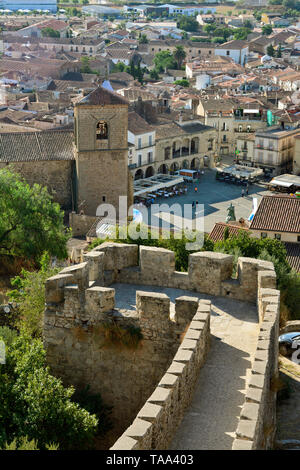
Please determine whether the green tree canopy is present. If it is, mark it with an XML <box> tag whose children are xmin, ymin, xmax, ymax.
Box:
<box><xmin>174</xmin><ymin>79</ymin><xmax>190</xmax><ymax>87</ymax></box>
<box><xmin>267</xmin><ymin>44</ymin><xmax>275</xmax><ymax>56</ymax></box>
<box><xmin>173</xmin><ymin>45</ymin><xmax>186</xmax><ymax>70</ymax></box>
<box><xmin>138</xmin><ymin>33</ymin><xmax>148</xmax><ymax>44</ymax></box>
<box><xmin>41</xmin><ymin>27</ymin><xmax>60</xmax><ymax>38</ymax></box>
<box><xmin>154</xmin><ymin>50</ymin><xmax>176</xmax><ymax>73</ymax></box>
<box><xmin>176</xmin><ymin>15</ymin><xmax>199</xmax><ymax>32</ymax></box>
<box><xmin>0</xmin><ymin>329</ymin><xmax>98</xmax><ymax>450</ymax></box>
<box><xmin>262</xmin><ymin>24</ymin><xmax>273</xmax><ymax>35</ymax></box>
<box><xmin>0</xmin><ymin>168</ymin><xmax>69</xmax><ymax>263</ymax></box>
<box><xmin>233</xmin><ymin>27</ymin><xmax>251</xmax><ymax>40</ymax></box>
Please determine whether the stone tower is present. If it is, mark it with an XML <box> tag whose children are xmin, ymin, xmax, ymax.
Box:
<box><xmin>74</xmin><ymin>86</ymin><xmax>132</xmax><ymax>218</ymax></box>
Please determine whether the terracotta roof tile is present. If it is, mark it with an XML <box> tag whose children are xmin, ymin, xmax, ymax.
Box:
<box><xmin>249</xmin><ymin>195</ymin><xmax>300</xmax><ymax>233</ymax></box>
<box><xmin>0</xmin><ymin>130</ymin><xmax>74</xmax><ymax>162</ymax></box>
<box><xmin>77</xmin><ymin>86</ymin><xmax>128</xmax><ymax>106</ymax></box>
<box><xmin>209</xmin><ymin>222</ymin><xmax>249</xmax><ymax>242</ymax></box>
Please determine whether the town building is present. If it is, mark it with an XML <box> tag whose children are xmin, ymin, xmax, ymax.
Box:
<box><xmin>294</xmin><ymin>134</ymin><xmax>300</xmax><ymax>175</ymax></box>
<box><xmin>254</xmin><ymin>125</ymin><xmax>300</xmax><ymax>176</ymax></box>
<box><xmin>128</xmin><ymin>111</ymin><xmax>156</xmax><ymax>180</ymax></box>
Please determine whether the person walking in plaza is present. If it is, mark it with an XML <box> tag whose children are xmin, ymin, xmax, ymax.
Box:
<box><xmin>246</xmin><ymin>185</ymin><xmax>249</xmax><ymax>196</ymax></box>
<box><xmin>241</xmin><ymin>189</ymin><xmax>245</xmax><ymax>198</ymax></box>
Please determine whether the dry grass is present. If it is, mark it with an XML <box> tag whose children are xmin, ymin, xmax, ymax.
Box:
<box><xmin>97</xmin><ymin>321</ymin><xmax>143</xmax><ymax>350</ymax></box>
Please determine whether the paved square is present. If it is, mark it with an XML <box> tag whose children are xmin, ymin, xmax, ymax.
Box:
<box><xmin>146</xmin><ymin>169</ymin><xmax>271</xmax><ymax>233</ymax></box>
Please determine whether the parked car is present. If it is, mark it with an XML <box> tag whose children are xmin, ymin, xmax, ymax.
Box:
<box><xmin>278</xmin><ymin>332</ymin><xmax>300</xmax><ymax>356</ymax></box>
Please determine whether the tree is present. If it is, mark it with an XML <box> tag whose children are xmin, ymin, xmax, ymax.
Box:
<box><xmin>41</xmin><ymin>27</ymin><xmax>60</xmax><ymax>38</ymax></box>
<box><xmin>176</xmin><ymin>15</ymin><xmax>199</xmax><ymax>32</ymax></box>
<box><xmin>267</xmin><ymin>44</ymin><xmax>275</xmax><ymax>56</ymax></box>
<box><xmin>174</xmin><ymin>79</ymin><xmax>190</xmax><ymax>87</ymax></box>
<box><xmin>276</xmin><ymin>44</ymin><xmax>282</xmax><ymax>58</ymax></box>
<box><xmin>173</xmin><ymin>46</ymin><xmax>186</xmax><ymax>70</ymax></box>
<box><xmin>154</xmin><ymin>51</ymin><xmax>176</xmax><ymax>73</ymax></box>
<box><xmin>138</xmin><ymin>34</ymin><xmax>148</xmax><ymax>44</ymax></box>
<box><xmin>0</xmin><ymin>169</ymin><xmax>69</xmax><ymax>264</ymax></box>
<box><xmin>80</xmin><ymin>55</ymin><xmax>92</xmax><ymax>73</ymax></box>
<box><xmin>233</xmin><ymin>27</ymin><xmax>251</xmax><ymax>40</ymax></box>
<box><xmin>203</xmin><ymin>24</ymin><xmax>216</xmax><ymax>35</ymax></box>
<box><xmin>0</xmin><ymin>329</ymin><xmax>98</xmax><ymax>450</ymax></box>
<box><xmin>150</xmin><ymin>69</ymin><xmax>159</xmax><ymax>80</ymax></box>
<box><xmin>262</xmin><ymin>24</ymin><xmax>273</xmax><ymax>35</ymax></box>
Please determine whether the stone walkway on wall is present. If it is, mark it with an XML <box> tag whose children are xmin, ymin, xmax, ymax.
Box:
<box><xmin>112</xmin><ymin>283</ymin><xmax>259</xmax><ymax>450</ymax></box>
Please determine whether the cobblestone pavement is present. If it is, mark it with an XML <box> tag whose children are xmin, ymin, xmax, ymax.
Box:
<box><xmin>112</xmin><ymin>283</ymin><xmax>259</xmax><ymax>450</ymax></box>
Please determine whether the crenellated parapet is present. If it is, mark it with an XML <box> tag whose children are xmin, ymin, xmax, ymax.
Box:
<box><xmin>43</xmin><ymin>242</ymin><xmax>279</xmax><ymax>450</ymax></box>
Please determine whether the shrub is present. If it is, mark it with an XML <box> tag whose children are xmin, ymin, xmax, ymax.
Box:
<box><xmin>8</xmin><ymin>253</ymin><xmax>59</xmax><ymax>337</ymax></box>
<box><xmin>0</xmin><ymin>331</ymin><xmax>98</xmax><ymax>450</ymax></box>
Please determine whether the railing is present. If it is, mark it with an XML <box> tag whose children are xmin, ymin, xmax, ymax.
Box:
<box><xmin>234</xmin><ymin>128</ymin><xmax>255</xmax><ymax>133</ymax></box>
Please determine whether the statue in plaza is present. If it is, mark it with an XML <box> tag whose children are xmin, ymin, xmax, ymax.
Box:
<box><xmin>226</xmin><ymin>202</ymin><xmax>236</xmax><ymax>223</ymax></box>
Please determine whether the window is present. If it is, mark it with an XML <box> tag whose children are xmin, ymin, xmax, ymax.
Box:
<box><xmin>96</xmin><ymin>121</ymin><xmax>108</xmax><ymax>140</ymax></box>
<box><xmin>102</xmin><ymin>196</ymin><xmax>106</xmax><ymax>202</ymax></box>
<box><xmin>223</xmin><ymin>135</ymin><xmax>227</xmax><ymax>142</ymax></box>
<box><xmin>148</xmin><ymin>152</ymin><xmax>153</xmax><ymax>163</ymax></box>
<box><xmin>274</xmin><ymin>233</ymin><xmax>281</xmax><ymax>241</ymax></box>
<box><xmin>138</xmin><ymin>154</ymin><xmax>142</xmax><ymax>166</ymax></box>
<box><xmin>138</xmin><ymin>137</ymin><xmax>142</xmax><ymax>149</ymax></box>
<box><xmin>226</xmin><ymin>50</ymin><xmax>230</xmax><ymax>56</ymax></box>
<box><xmin>247</xmin><ymin>126</ymin><xmax>251</xmax><ymax>132</ymax></box>
<box><xmin>297</xmin><ymin>235</ymin><xmax>300</xmax><ymax>243</ymax></box>
<box><xmin>209</xmin><ymin>50</ymin><xmax>212</xmax><ymax>55</ymax></box>
<box><xmin>238</xmin><ymin>125</ymin><xmax>242</xmax><ymax>133</ymax></box>
<box><xmin>261</xmin><ymin>232</ymin><xmax>267</xmax><ymax>239</ymax></box>
<box><xmin>149</xmin><ymin>135</ymin><xmax>152</xmax><ymax>146</ymax></box>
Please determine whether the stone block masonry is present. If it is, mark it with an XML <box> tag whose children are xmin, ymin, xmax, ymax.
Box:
<box><xmin>95</xmin><ymin>242</ymin><xmax>277</xmax><ymax>308</ymax></box>
<box><xmin>44</xmin><ymin>256</ymin><xmax>203</xmax><ymax>443</ymax></box>
<box><xmin>43</xmin><ymin>242</ymin><xmax>279</xmax><ymax>449</ymax></box>
<box><xmin>110</xmin><ymin>301</ymin><xmax>211</xmax><ymax>450</ymax></box>
<box><xmin>232</xmin><ymin>272</ymin><xmax>280</xmax><ymax>450</ymax></box>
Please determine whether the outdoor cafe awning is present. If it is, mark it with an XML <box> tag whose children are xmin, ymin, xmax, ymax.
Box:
<box><xmin>134</xmin><ymin>176</ymin><xmax>184</xmax><ymax>197</ymax></box>
<box><xmin>269</xmin><ymin>180</ymin><xmax>293</xmax><ymax>188</ymax></box>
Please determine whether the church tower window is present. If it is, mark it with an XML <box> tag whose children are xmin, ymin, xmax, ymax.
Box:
<box><xmin>96</xmin><ymin>121</ymin><xmax>108</xmax><ymax>140</ymax></box>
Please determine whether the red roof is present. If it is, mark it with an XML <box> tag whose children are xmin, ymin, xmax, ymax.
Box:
<box><xmin>249</xmin><ymin>195</ymin><xmax>300</xmax><ymax>233</ymax></box>
<box><xmin>209</xmin><ymin>222</ymin><xmax>249</xmax><ymax>242</ymax></box>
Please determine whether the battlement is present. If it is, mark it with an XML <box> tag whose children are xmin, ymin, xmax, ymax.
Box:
<box><xmin>47</xmin><ymin>242</ymin><xmax>276</xmax><ymax>306</ymax></box>
<box><xmin>43</xmin><ymin>242</ymin><xmax>280</xmax><ymax>450</ymax></box>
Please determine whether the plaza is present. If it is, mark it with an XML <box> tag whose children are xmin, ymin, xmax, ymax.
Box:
<box><xmin>145</xmin><ymin>168</ymin><xmax>272</xmax><ymax>233</ymax></box>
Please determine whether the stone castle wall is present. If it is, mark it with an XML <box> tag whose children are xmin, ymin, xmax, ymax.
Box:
<box><xmin>110</xmin><ymin>301</ymin><xmax>211</xmax><ymax>450</ymax></box>
<box><xmin>93</xmin><ymin>242</ymin><xmax>276</xmax><ymax>306</ymax></box>
<box><xmin>43</xmin><ymin>242</ymin><xmax>279</xmax><ymax>449</ymax></box>
<box><xmin>43</xmin><ymin>252</ymin><xmax>204</xmax><ymax>440</ymax></box>
<box><xmin>232</xmin><ymin>274</ymin><xmax>280</xmax><ymax>450</ymax></box>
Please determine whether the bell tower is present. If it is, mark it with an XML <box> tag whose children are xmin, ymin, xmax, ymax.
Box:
<box><xmin>74</xmin><ymin>86</ymin><xmax>131</xmax><ymax>218</ymax></box>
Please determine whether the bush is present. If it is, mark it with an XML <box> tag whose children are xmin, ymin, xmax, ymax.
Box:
<box><xmin>8</xmin><ymin>253</ymin><xmax>59</xmax><ymax>337</ymax></box>
<box><xmin>1</xmin><ymin>436</ymin><xmax>58</xmax><ymax>450</ymax></box>
<box><xmin>174</xmin><ymin>79</ymin><xmax>190</xmax><ymax>87</ymax></box>
<box><xmin>72</xmin><ymin>385</ymin><xmax>112</xmax><ymax>438</ymax></box>
<box><xmin>0</xmin><ymin>331</ymin><xmax>98</xmax><ymax>450</ymax></box>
